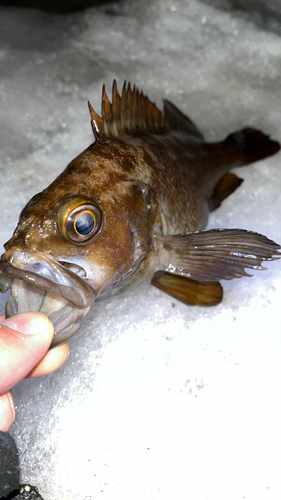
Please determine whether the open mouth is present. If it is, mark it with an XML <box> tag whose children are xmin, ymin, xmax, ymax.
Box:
<box><xmin>0</xmin><ymin>253</ymin><xmax>96</xmax><ymax>348</ymax></box>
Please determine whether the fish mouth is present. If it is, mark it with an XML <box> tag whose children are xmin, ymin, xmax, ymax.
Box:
<box><xmin>0</xmin><ymin>252</ymin><xmax>96</xmax><ymax>348</ymax></box>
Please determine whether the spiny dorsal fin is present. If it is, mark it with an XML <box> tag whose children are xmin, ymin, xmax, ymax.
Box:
<box><xmin>88</xmin><ymin>80</ymin><xmax>165</xmax><ymax>138</ymax></box>
<box><xmin>163</xmin><ymin>100</ymin><xmax>204</xmax><ymax>139</ymax></box>
<box><xmin>88</xmin><ymin>81</ymin><xmax>205</xmax><ymax>140</ymax></box>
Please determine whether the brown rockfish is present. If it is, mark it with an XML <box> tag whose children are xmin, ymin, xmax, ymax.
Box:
<box><xmin>0</xmin><ymin>81</ymin><xmax>280</xmax><ymax>348</ymax></box>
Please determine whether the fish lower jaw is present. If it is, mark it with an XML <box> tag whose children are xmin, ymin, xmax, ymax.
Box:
<box><xmin>5</xmin><ymin>277</ymin><xmax>90</xmax><ymax>348</ymax></box>
<box><xmin>0</xmin><ymin>255</ymin><xmax>95</xmax><ymax>348</ymax></box>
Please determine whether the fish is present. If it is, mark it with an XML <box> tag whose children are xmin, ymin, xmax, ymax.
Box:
<box><xmin>0</xmin><ymin>81</ymin><xmax>280</xmax><ymax>348</ymax></box>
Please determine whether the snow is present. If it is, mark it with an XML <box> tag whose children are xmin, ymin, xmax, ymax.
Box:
<box><xmin>0</xmin><ymin>0</ymin><xmax>281</xmax><ymax>498</ymax></box>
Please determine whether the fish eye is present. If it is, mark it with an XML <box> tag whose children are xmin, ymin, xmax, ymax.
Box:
<box><xmin>58</xmin><ymin>195</ymin><xmax>103</xmax><ymax>244</ymax></box>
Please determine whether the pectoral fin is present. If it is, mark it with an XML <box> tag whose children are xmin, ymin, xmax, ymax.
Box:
<box><xmin>152</xmin><ymin>271</ymin><xmax>223</xmax><ymax>306</ymax></box>
<box><xmin>157</xmin><ymin>229</ymin><xmax>280</xmax><ymax>282</ymax></box>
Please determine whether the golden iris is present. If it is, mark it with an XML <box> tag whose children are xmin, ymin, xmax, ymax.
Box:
<box><xmin>58</xmin><ymin>195</ymin><xmax>103</xmax><ymax>244</ymax></box>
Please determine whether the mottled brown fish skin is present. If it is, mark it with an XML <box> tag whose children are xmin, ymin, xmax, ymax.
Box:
<box><xmin>1</xmin><ymin>81</ymin><xmax>280</xmax><ymax>346</ymax></box>
<box><xmin>3</xmin><ymin>132</ymin><xmax>244</xmax><ymax>291</ymax></box>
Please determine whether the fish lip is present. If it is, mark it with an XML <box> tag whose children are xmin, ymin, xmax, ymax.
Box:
<box><xmin>0</xmin><ymin>253</ymin><xmax>95</xmax><ymax>309</ymax></box>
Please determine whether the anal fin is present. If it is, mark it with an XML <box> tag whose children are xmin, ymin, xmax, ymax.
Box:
<box><xmin>210</xmin><ymin>173</ymin><xmax>243</xmax><ymax>211</ymax></box>
<box><xmin>152</xmin><ymin>271</ymin><xmax>223</xmax><ymax>306</ymax></box>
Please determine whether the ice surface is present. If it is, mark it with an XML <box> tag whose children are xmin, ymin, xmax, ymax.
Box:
<box><xmin>0</xmin><ymin>0</ymin><xmax>281</xmax><ymax>498</ymax></box>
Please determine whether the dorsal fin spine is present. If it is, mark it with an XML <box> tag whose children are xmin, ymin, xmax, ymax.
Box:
<box><xmin>102</xmin><ymin>84</ymin><xmax>111</xmax><ymax>136</ymax></box>
<box><xmin>121</xmin><ymin>81</ymin><xmax>127</xmax><ymax>130</ymax></box>
<box><xmin>131</xmin><ymin>84</ymin><xmax>136</xmax><ymax>130</ymax></box>
<box><xmin>87</xmin><ymin>81</ymin><xmax>172</xmax><ymax>139</ymax></box>
<box><xmin>112</xmin><ymin>79</ymin><xmax>121</xmax><ymax>135</ymax></box>
<box><xmin>87</xmin><ymin>100</ymin><xmax>102</xmax><ymax>140</ymax></box>
<box><xmin>127</xmin><ymin>82</ymin><xmax>132</xmax><ymax>132</ymax></box>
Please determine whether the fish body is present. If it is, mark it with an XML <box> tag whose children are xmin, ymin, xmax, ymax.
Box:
<box><xmin>0</xmin><ymin>81</ymin><xmax>280</xmax><ymax>347</ymax></box>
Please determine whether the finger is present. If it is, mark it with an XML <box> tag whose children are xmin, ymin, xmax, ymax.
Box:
<box><xmin>26</xmin><ymin>341</ymin><xmax>69</xmax><ymax>378</ymax></box>
<box><xmin>0</xmin><ymin>391</ymin><xmax>15</xmax><ymax>432</ymax></box>
<box><xmin>0</xmin><ymin>312</ymin><xmax>54</xmax><ymax>394</ymax></box>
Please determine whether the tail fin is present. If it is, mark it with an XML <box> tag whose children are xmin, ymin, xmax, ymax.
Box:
<box><xmin>226</xmin><ymin>127</ymin><xmax>280</xmax><ymax>165</ymax></box>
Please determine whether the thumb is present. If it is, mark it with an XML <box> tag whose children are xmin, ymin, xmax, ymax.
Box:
<box><xmin>0</xmin><ymin>312</ymin><xmax>54</xmax><ymax>394</ymax></box>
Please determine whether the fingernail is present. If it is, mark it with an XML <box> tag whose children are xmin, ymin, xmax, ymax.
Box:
<box><xmin>7</xmin><ymin>391</ymin><xmax>15</xmax><ymax>423</ymax></box>
<box><xmin>1</xmin><ymin>312</ymin><xmax>54</xmax><ymax>336</ymax></box>
<box><xmin>0</xmin><ymin>392</ymin><xmax>15</xmax><ymax>432</ymax></box>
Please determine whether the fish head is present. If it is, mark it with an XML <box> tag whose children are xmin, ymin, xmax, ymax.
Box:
<box><xmin>0</xmin><ymin>141</ymin><xmax>152</xmax><ymax>347</ymax></box>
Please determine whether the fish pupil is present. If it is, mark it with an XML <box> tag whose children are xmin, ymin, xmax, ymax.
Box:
<box><xmin>75</xmin><ymin>212</ymin><xmax>95</xmax><ymax>235</ymax></box>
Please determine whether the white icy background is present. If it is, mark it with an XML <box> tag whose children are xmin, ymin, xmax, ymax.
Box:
<box><xmin>1</xmin><ymin>0</ymin><xmax>281</xmax><ymax>498</ymax></box>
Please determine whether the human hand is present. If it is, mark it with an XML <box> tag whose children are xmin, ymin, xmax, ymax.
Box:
<box><xmin>0</xmin><ymin>312</ymin><xmax>69</xmax><ymax>432</ymax></box>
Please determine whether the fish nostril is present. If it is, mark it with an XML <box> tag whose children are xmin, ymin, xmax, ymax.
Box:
<box><xmin>59</xmin><ymin>260</ymin><xmax>87</xmax><ymax>278</ymax></box>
